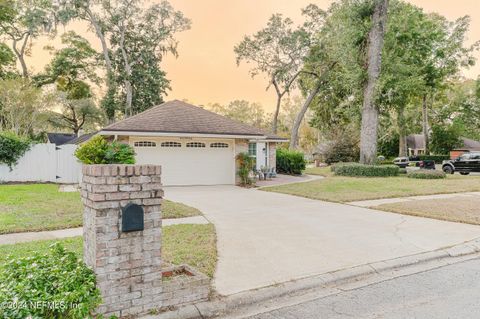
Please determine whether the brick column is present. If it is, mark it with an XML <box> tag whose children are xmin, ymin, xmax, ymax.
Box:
<box><xmin>81</xmin><ymin>164</ymin><xmax>163</xmax><ymax>317</ymax></box>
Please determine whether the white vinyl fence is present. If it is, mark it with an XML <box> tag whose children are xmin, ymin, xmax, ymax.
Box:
<box><xmin>0</xmin><ymin>143</ymin><xmax>81</xmax><ymax>184</ymax></box>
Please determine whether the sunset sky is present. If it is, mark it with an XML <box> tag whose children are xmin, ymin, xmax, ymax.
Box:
<box><xmin>25</xmin><ymin>0</ymin><xmax>480</xmax><ymax>111</ymax></box>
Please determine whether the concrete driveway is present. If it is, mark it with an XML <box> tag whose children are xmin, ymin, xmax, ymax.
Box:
<box><xmin>166</xmin><ymin>186</ymin><xmax>480</xmax><ymax>296</ymax></box>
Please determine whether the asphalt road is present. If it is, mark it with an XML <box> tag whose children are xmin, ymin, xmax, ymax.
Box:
<box><xmin>246</xmin><ymin>258</ymin><xmax>480</xmax><ymax>319</ymax></box>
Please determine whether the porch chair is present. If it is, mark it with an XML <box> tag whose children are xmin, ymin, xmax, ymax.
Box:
<box><xmin>265</xmin><ymin>167</ymin><xmax>277</xmax><ymax>179</ymax></box>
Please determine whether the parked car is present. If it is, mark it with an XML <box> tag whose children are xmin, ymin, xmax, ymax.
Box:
<box><xmin>393</xmin><ymin>157</ymin><xmax>409</xmax><ymax>168</ymax></box>
<box><xmin>442</xmin><ymin>152</ymin><xmax>480</xmax><ymax>175</ymax></box>
<box><xmin>418</xmin><ymin>160</ymin><xmax>436</xmax><ymax>170</ymax></box>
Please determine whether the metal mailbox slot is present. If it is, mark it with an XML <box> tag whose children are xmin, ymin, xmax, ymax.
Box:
<box><xmin>122</xmin><ymin>203</ymin><xmax>144</xmax><ymax>232</ymax></box>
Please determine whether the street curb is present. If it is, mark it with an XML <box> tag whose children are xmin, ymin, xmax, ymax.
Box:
<box><xmin>142</xmin><ymin>237</ymin><xmax>480</xmax><ymax>319</ymax></box>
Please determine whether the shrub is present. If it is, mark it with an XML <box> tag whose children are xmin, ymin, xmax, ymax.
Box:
<box><xmin>322</xmin><ymin>134</ymin><xmax>360</xmax><ymax>164</ymax></box>
<box><xmin>276</xmin><ymin>148</ymin><xmax>306</xmax><ymax>175</ymax></box>
<box><xmin>407</xmin><ymin>170</ymin><xmax>446</xmax><ymax>179</ymax></box>
<box><xmin>378</xmin><ymin>158</ymin><xmax>395</xmax><ymax>165</ymax></box>
<box><xmin>331</xmin><ymin>162</ymin><xmax>399</xmax><ymax>177</ymax></box>
<box><xmin>104</xmin><ymin>141</ymin><xmax>136</xmax><ymax>164</ymax></box>
<box><xmin>236</xmin><ymin>152</ymin><xmax>254</xmax><ymax>186</ymax></box>
<box><xmin>418</xmin><ymin>155</ymin><xmax>450</xmax><ymax>164</ymax></box>
<box><xmin>75</xmin><ymin>135</ymin><xmax>135</xmax><ymax>164</ymax></box>
<box><xmin>0</xmin><ymin>132</ymin><xmax>31</xmax><ymax>169</ymax></box>
<box><xmin>0</xmin><ymin>243</ymin><xmax>101</xmax><ymax>319</ymax></box>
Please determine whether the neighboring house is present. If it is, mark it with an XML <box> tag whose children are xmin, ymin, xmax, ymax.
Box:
<box><xmin>450</xmin><ymin>137</ymin><xmax>480</xmax><ymax>159</ymax></box>
<box><xmin>47</xmin><ymin>133</ymin><xmax>76</xmax><ymax>146</ymax></box>
<box><xmin>99</xmin><ymin>100</ymin><xmax>287</xmax><ymax>186</ymax></box>
<box><xmin>312</xmin><ymin>142</ymin><xmax>329</xmax><ymax>166</ymax></box>
<box><xmin>406</xmin><ymin>134</ymin><xmax>425</xmax><ymax>156</ymax></box>
<box><xmin>65</xmin><ymin>132</ymin><xmax>97</xmax><ymax>145</ymax></box>
<box><xmin>407</xmin><ymin>134</ymin><xmax>480</xmax><ymax>158</ymax></box>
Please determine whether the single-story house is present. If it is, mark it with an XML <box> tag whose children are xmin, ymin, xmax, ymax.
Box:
<box><xmin>450</xmin><ymin>137</ymin><xmax>480</xmax><ymax>159</ymax></box>
<box><xmin>407</xmin><ymin>134</ymin><xmax>480</xmax><ymax>158</ymax></box>
<box><xmin>406</xmin><ymin>134</ymin><xmax>426</xmax><ymax>156</ymax></box>
<box><xmin>99</xmin><ymin>100</ymin><xmax>287</xmax><ymax>186</ymax></box>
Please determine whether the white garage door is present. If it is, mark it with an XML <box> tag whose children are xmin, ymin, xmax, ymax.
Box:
<box><xmin>133</xmin><ymin>139</ymin><xmax>235</xmax><ymax>186</ymax></box>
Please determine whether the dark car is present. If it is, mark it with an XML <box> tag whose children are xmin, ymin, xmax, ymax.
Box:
<box><xmin>442</xmin><ymin>152</ymin><xmax>480</xmax><ymax>175</ymax></box>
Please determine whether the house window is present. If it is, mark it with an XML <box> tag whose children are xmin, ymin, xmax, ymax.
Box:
<box><xmin>186</xmin><ymin>142</ymin><xmax>205</xmax><ymax>148</ymax></box>
<box><xmin>134</xmin><ymin>141</ymin><xmax>156</xmax><ymax>147</ymax></box>
<box><xmin>161</xmin><ymin>141</ymin><xmax>181</xmax><ymax>147</ymax></box>
<box><xmin>248</xmin><ymin>143</ymin><xmax>256</xmax><ymax>157</ymax></box>
<box><xmin>210</xmin><ymin>142</ymin><xmax>229</xmax><ymax>148</ymax></box>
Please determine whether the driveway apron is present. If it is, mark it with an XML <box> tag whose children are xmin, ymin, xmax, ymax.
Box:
<box><xmin>165</xmin><ymin>185</ymin><xmax>480</xmax><ymax>296</ymax></box>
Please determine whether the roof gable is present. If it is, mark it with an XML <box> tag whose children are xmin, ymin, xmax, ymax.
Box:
<box><xmin>47</xmin><ymin>133</ymin><xmax>76</xmax><ymax>145</ymax></box>
<box><xmin>103</xmin><ymin>100</ymin><xmax>267</xmax><ymax>137</ymax></box>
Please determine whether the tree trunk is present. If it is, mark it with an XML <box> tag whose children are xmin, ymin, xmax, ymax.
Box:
<box><xmin>397</xmin><ymin>107</ymin><xmax>407</xmax><ymax>156</ymax></box>
<box><xmin>124</xmin><ymin>79</ymin><xmax>133</xmax><ymax>117</ymax></box>
<box><xmin>85</xmin><ymin>8</ymin><xmax>116</xmax><ymax>122</ymax></box>
<box><xmin>272</xmin><ymin>94</ymin><xmax>281</xmax><ymax>134</ymax></box>
<box><xmin>16</xmin><ymin>52</ymin><xmax>28</xmax><ymax>78</ymax></box>
<box><xmin>119</xmin><ymin>27</ymin><xmax>133</xmax><ymax>118</ymax></box>
<box><xmin>12</xmin><ymin>34</ymin><xmax>29</xmax><ymax>78</ymax></box>
<box><xmin>359</xmin><ymin>0</ymin><xmax>389</xmax><ymax>165</ymax></box>
<box><xmin>86</xmin><ymin>9</ymin><xmax>113</xmax><ymax>73</ymax></box>
<box><xmin>422</xmin><ymin>94</ymin><xmax>429</xmax><ymax>155</ymax></box>
<box><xmin>289</xmin><ymin>82</ymin><xmax>321</xmax><ymax>149</ymax></box>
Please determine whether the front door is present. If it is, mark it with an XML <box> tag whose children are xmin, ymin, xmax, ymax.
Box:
<box><xmin>255</xmin><ymin>142</ymin><xmax>267</xmax><ymax>170</ymax></box>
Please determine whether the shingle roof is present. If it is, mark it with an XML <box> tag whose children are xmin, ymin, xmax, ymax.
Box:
<box><xmin>408</xmin><ymin>134</ymin><xmax>480</xmax><ymax>151</ymax></box>
<box><xmin>103</xmin><ymin>100</ymin><xmax>269</xmax><ymax>137</ymax></box>
<box><xmin>406</xmin><ymin>134</ymin><xmax>425</xmax><ymax>150</ymax></box>
<box><xmin>65</xmin><ymin>132</ymin><xmax>97</xmax><ymax>145</ymax></box>
<box><xmin>265</xmin><ymin>134</ymin><xmax>288</xmax><ymax>141</ymax></box>
<box><xmin>462</xmin><ymin>137</ymin><xmax>480</xmax><ymax>150</ymax></box>
<box><xmin>47</xmin><ymin>133</ymin><xmax>76</xmax><ymax>145</ymax></box>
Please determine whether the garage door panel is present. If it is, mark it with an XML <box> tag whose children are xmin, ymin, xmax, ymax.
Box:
<box><xmin>134</xmin><ymin>140</ymin><xmax>234</xmax><ymax>186</ymax></box>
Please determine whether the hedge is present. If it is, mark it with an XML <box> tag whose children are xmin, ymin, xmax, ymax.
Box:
<box><xmin>331</xmin><ymin>162</ymin><xmax>399</xmax><ymax>177</ymax></box>
<box><xmin>407</xmin><ymin>169</ymin><xmax>446</xmax><ymax>179</ymax></box>
<box><xmin>417</xmin><ymin>155</ymin><xmax>450</xmax><ymax>163</ymax></box>
<box><xmin>276</xmin><ymin>148</ymin><xmax>306</xmax><ymax>175</ymax></box>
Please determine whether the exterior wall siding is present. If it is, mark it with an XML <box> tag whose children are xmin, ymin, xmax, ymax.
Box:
<box><xmin>268</xmin><ymin>142</ymin><xmax>277</xmax><ymax>169</ymax></box>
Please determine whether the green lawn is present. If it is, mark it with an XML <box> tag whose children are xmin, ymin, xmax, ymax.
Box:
<box><xmin>264</xmin><ymin>170</ymin><xmax>480</xmax><ymax>202</ymax></box>
<box><xmin>0</xmin><ymin>184</ymin><xmax>83</xmax><ymax>234</ymax></box>
<box><xmin>162</xmin><ymin>224</ymin><xmax>217</xmax><ymax>277</ymax></box>
<box><xmin>304</xmin><ymin>166</ymin><xmax>333</xmax><ymax>177</ymax></box>
<box><xmin>0</xmin><ymin>184</ymin><xmax>202</xmax><ymax>234</ymax></box>
<box><xmin>375</xmin><ymin>196</ymin><xmax>480</xmax><ymax>225</ymax></box>
<box><xmin>162</xmin><ymin>200</ymin><xmax>202</xmax><ymax>219</ymax></box>
<box><xmin>0</xmin><ymin>224</ymin><xmax>217</xmax><ymax>277</ymax></box>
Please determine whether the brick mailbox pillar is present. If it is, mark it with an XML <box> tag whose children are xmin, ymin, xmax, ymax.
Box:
<box><xmin>81</xmin><ymin>164</ymin><xmax>163</xmax><ymax>317</ymax></box>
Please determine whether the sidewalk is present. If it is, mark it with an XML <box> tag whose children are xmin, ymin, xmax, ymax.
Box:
<box><xmin>0</xmin><ymin>227</ymin><xmax>83</xmax><ymax>245</ymax></box>
<box><xmin>348</xmin><ymin>192</ymin><xmax>480</xmax><ymax>207</ymax></box>
<box><xmin>0</xmin><ymin>215</ymin><xmax>209</xmax><ymax>245</ymax></box>
<box><xmin>255</xmin><ymin>174</ymin><xmax>322</xmax><ymax>188</ymax></box>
